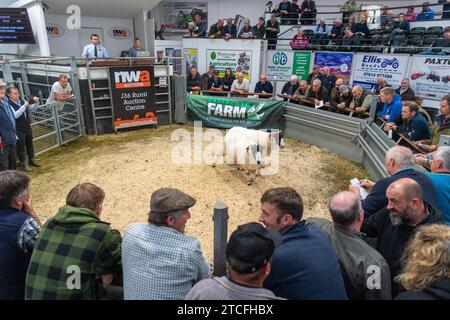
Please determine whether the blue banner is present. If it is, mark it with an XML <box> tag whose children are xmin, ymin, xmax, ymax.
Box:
<box><xmin>313</xmin><ymin>52</ymin><xmax>354</xmax><ymax>83</ymax></box>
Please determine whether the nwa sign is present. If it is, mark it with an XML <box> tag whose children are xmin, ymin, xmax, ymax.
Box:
<box><xmin>353</xmin><ymin>53</ymin><xmax>410</xmax><ymax>89</ymax></box>
<box><xmin>267</xmin><ymin>50</ymin><xmax>312</xmax><ymax>80</ymax></box>
<box><xmin>186</xmin><ymin>94</ymin><xmax>284</xmax><ymax>129</ymax></box>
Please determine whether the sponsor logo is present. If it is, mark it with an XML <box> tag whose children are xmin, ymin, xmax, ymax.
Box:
<box><xmin>114</xmin><ymin>70</ymin><xmax>151</xmax><ymax>89</ymax></box>
<box><xmin>272</xmin><ymin>52</ymin><xmax>288</xmax><ymax>66</ymax></box>
<box><xmin>46</xmin><ymin>24</ymin><xmax>64</xmax><ymax>37</ymax></box>
<box><xmin>361</xmin><ymin>55</ymin><xmax>400</xmax><ymax>69</ymax></box>
<box><xmin>108</xmin><ymin>27</ymin><xmax>131</xmax><ymax>39</ymax></box>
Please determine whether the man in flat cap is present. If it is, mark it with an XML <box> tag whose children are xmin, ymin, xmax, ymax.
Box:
<box><xmin>122</xmin><ymin>188</ymin><xmax>211</xmax><ymax>300</ymax></box>
<box><xmin>186</xmin><ymin>222</ymin><xmax>284</xmax><ymax>300</ymax></box>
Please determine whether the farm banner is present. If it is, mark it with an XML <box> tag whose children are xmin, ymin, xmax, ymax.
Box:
<box><xmin>206</xmin><ymin>49</ymin><xmax>252</xmax><ymax>81</ymax></box>
<box><xmin>313</xmin><ymin>52</ymin><xmax>353</xmax><ymax>83</ymax></box>
<box><xmin>186</xmin><ymin>94</ymin><xmax>284</xmax><ymax>129</ymax></box>
<box><xmin>353</xmin><ymin>53</ymin><xmax>410</xmax><ymax>90</ymax></box>
<box><xmin>267</xmin><ymin>50</ymin><xmax>312</xmax><ymax>80</ymax></box>
<box><xmin>109</xmin><ymin>66</ymin><xmax>157</xmax><ymax>130</ymax></box>
<box><xmin>408</xmin><ymin>56</ymin><xmax>450</xmax><ymax>100</ymax></box>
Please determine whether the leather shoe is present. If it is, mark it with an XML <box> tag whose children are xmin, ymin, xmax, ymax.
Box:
<box><xmin>29</xmin><ymin>159</ymin><xmax>41</xmax><ymax>167</ymax></box>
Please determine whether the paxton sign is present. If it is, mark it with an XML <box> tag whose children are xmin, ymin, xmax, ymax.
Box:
<box><xmin>186</xmin><ymin>94</ymin><xmax>284</xmax><ymax>129</ymax></box>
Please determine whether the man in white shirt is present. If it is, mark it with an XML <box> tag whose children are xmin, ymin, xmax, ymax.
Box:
<box><xmin>230</xmin><ymin>72</ymin><xmax>250</xmax><ymax>95</ymax></box>
<box><xmin>81</xmin><ymin>34</ymin><xmax>109</xmax><ymax>59</ymax></box>
<box><xmin>47</xmin><ymin>74</ymin><xmax>73</xmax><ymax>131</ymax></box>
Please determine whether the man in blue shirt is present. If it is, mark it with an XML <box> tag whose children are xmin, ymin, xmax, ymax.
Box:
<box><xmin>81</xmin><ymin>34</ymin><xmax>109</xmax><ymax>59</ymax></box>
<box><xmin>0</xmin><ymin>80</ymin><xmax>18</xmax><ymax>171</ymax></box>
<box><xmin>416</xmin><ymin>2</ymin><xmax>435</xmax><ymax>20</ymax></box>
<box><xmin>427</xmin><ymin>146</ymin><xmax>450</xmax><ymax>224</ymax></box>
<box><xmin>378</xmin><ymin>87</ymin><xmax>402</xmax><ymax>122</ymax></box>
<box><xmin>259</xmin><ymin>187</ymin><xmax>348</xmax><ymax>300</ymax></box>
<box><xmin>128</xmin><ymin>37</ymin><xmax>145</xmax><ymax>58</ymax></box>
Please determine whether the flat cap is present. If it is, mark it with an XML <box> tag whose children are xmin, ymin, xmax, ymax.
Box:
<box><xmin>339</xmin><ymin>84</ymin><xmax>350</xmax><ymax>94</ymax></box>
<box><xmin>150</xmin><ymin>188</ymin><xmax>196</xmax><ymax>213</ymax></box>
<box><xmin>0</xmin><ymin>79</ymin><xmax>6</xmax><ymax>87</ymax></box>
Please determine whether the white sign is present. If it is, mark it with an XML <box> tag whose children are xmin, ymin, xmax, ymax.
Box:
<box><xmin>108</xmin><ymin>27</ymin><xmax>132</xmax><ymax>40</ymax></box>
<box><xmin>207</xmin><ymin>49</ymin><xmax>252</xmax><ymax>80</ymax></box>
<box><xmin>352</xmin><ymin>53</ymin><xmax>410</xmax><ymax>90</ymax></box>
<box><xmin>409</xmin><ymin>56</ymin><xmax>450</xmax><ymax>100</ymax></box>
<box><xmin>267</xmin><ymin>51</ymin><xmax>294</xmax><ymax>78</ymax></box>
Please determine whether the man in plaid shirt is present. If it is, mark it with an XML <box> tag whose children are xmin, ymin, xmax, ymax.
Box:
<box><xmin>25</xmin><ymin>183</ymin><xmax>122</xmax><ymax>300</ymax></box>
<box><xmin>0</xmin><ymin>170</ymin><xmax>41</xmax><ymax>300</ymax></box>
<box><xmin>122</xmin><ymin>188</ymin><xmax>212</xmax><ymax>299</ymax></box>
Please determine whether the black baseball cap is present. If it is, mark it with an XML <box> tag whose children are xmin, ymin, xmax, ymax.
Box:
<box><xmin>226</xmin><ymin>222</ymin><xmax>282</xmax><ymax>273</ymax></box>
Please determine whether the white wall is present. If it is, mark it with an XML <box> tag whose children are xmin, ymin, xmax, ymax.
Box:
<box><xmin>45</xmin><ymin>14</ymin><xmax>134</xmax><ymax>57</ymax></box>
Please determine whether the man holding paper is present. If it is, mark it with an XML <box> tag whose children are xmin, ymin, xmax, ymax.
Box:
<box><xmin>305</xmin><ymin>79</ymin><xmax>328</xmax><ymax>108</ymax></box>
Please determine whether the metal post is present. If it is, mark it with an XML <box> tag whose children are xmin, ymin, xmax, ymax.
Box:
<box><xmin>368</xmin><ymin>94</ymin><xmax>378</xmax><ymax>126</ymax></box>
<box><xmin>166</xmin><ymin>57</ymin><xmax>173</xmax><ymax>124</ymax></box>
<box><xmin>2</xmin><ymin>59</ymin><xmax>14</xmax><ymax>85</ymax></box>
<box><xmin>70</xmin><ymin>58</ymin><xmax>86</xmax><ymax>135</ymax></box>
<box><xmin>212</xmin><ymin>201</ymin><xmax>229</xmax><ymax>277</ymax></box>
<box><xmin>272</xmin><ymin>77</ymin><xmax>278</xmax><ymax>101</ymax></box>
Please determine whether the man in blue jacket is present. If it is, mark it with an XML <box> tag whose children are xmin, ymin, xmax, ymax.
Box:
<box><xmin>378</xmin><ymin>87</ymin><xmax>402</xmax><ymax>122</ymax></box>
<box><xmin>0</xmin><ymin>80</ymin><xmax>18</xmax><ymax>171</ymax></box>
<box><xmin>416</xmin><ymin>2</ymin><xmax>435</xmax><ymax>20</ymax></box>
<box><xmin>349</xmin><ymin>146</ymin><xmax>436</xmax><ymax>217</ymax></box>
<box><xmin>384</xmin><ymin>101</ymin><xmax>431</xmax><ymax>143</ymax></box>
<box><xmin>259</xmin><ymin>187</ymin><xmax>348</xmax><ymax>300</ymax></box>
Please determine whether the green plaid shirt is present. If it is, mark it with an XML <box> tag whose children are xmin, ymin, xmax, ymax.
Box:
<box><xmin>25</xmin><ymin>205</ymin><xmax>122</xmax><ymax>300</ymax></box>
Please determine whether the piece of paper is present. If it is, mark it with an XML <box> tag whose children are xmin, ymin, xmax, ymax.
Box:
<box><xmin>350</xmin><ymin>178</ymin><xmax>370</xmax><ymax>200</ymax></box>
<box><xmin>315</xmin><ymin>100</ymin><xmax>323</xmax><ymax>109</ymax></box>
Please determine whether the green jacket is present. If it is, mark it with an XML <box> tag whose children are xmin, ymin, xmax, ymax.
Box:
<box><xmin>340</xmin><ymin>0</ymin><xmax>356</xmax><ymax>13</ymax></box>
<box><xmin>25</xmin><ymin>205</ymin><xmax>122</xmax><ymax>300</ymax></box>
<box><xmin>424</xmin><ymin>115</ymin><xmax>450</xmax><ymax>146</ymax></box>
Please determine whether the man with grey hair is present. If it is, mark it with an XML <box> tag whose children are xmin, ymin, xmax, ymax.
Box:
<box><xmin>306</xmin><ymin>191</ymin><xmax>391</xmax><ymax>300</ymax></box>
<box><xmin>238</xmin><ymin>19</ymin><xmax>255</xmax><ymax>38</ymax></box>
<box><xmin>230</xmin><ymin>72</ymin><xmax>250</xmax><ymax>95</ymax></box>
<box><xmin>349</xmin><ymin>85</ymin><xmax>373</xmax><ymax>113</ymax></box>
<box><xmin>305</xmin><ymin>78</ymin><xmax>329</xmax><ymax>106</ymax></box>
<box><xmin>122</xmin><ymin>188</ymin><xmax>211</xmax><ymax>299</ymax></box>
<box><xmin>208</xmin><ymin>18</ymin><xmax>224</xmax><ymax>39</ymax></box>
<box><xmin>362</xmin><ymin>178</ymin><xmax>442</xmax><ymax>297</ymax></box>
<box><xmin>281</xmin><ymin>75</ymin><xmax>300</xmax><ymax>99</ymax></box>
<box><xmin>427</xmin><ymin>146</ymin><xmax>450</xmax><ymax>224</ymax></box>
<box><xmin>350</xmin><ymin>146</ymin><xmax>436</xmax><ymax>217</ymax></box>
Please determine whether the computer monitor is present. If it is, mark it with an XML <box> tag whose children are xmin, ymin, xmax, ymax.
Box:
<box><xmin>136</xmin><ymin>51</ymin><xmax>151</xmax><ymax>57</ymax></box>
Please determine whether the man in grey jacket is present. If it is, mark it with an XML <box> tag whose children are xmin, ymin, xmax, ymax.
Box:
<box><xmin>306</xmin><ymin>191</ymin><xmax>392</xmax><ymax>300</ymax></box>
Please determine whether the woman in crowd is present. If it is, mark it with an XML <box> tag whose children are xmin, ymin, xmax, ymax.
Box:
<box><xmin>290</xmin><ymin>28</ymin><xmax>309</xmax><ymax>50</ymax></box>
<box><xmin>222</xmin><ymin>68</ymin><xmax>236</xmax><ymax>91</ymax></box>
<box><xmin>395</xmin><ymin>224</ymin><xmax>450</xmax><ymax>300</ymax></box>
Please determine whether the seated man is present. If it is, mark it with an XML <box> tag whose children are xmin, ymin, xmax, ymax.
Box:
<box><xmin>186</xmin><ymin>66</ymin><xmax>202</xmax><ymax>93</ymax></box>
<box><xmin>361</xmin><ymin>178</ymin><xmax>442</xmax><ymax>297</ymax></box>
<box><xmin>341</xmin><ymin>27</ymin><xmax>360</xmax><ymax>51</ymax></box>
<box><xmin>281</xmin><ymin>75</ymin><xmax>300</xmax><ymax>100</ymax></box>
<box><xmin>26</xmin><ymin>183</ymin><xmax>122</xmax><ymax>300</ymax></box>
<box><xmin>128</xmin><ymin>37</ymin><xmax>145</xmax><ymax>57</ymax></box>
<box><xmin>260</xmin><ymin>187</ymin><xmax>348</xmax><ymax>300</ymax></box>
<box><xmin>314</xmin><ymin>19</ymin><xmax>330</xmax><ymax>45</ymax></box>
<box><xmin>307</xmin><ymin>64</ymin><xmax>322</xmax><ymax>85</ymax></box>
<box><xmin>207</xmin><ymin>70</ymin><xmax>224</xmax><ymax>95</ymax></box>
<box><xmin>421</xmin><ymin>26</ymin><xmax>450</xmax><ymax>56</ymax></box>
<box><xmin>193</xmin><ymin>13</ymin><xmax>207</xmax><ymax>37</ymax></box>
<box><xmin>416</xmin><ymin>1</ymin><xmax>435</xmax><ymax>20</ymax></box>
<box><xmin>321</xmin><ymin>66</ymin><xmax>337</xmax><ymax>93</ymax></box>
<box><xmin>293</xmin><ymin>80</ymin><xmax>310</xmax><ymax>100</ymax></box>
<box><xmin>329</xmin><ymin>19</ymin><xmax>344</xmax><ymax>45</ymax></box>
<box><xmin>254</xmin><ymin>74</ymin><xmax>273</xmax><ymax>98</ymax></box>
<box><xmin>384</xmin><ymin>101</ymin><xmax>431</xmax><ymax>143</ymax></box>
<box><xmin>395</xmin><ymin>78</ymin><xmax>415</xmax><ymax>102</ymax></box>
<box><xmin>390</xmin><ymin>13</ymin><xmax>410</xmax><ymax>47</ymax></box>
<box><xmin>414</xmin><ymin>94</ymin><xmax>450</xmax><ymax>153</ymax></box>
<box><xmin>306</xmin><ymin>191</ymin><xmax>391</xmax><ymax>300</ymax></box>
<box><xmin>0</xmin><ymin>171</ymin><xmax>41</xmax><ymax>300</ymax></box>
<box><xmin>349</xmin><ymin>85</ymin><xmax>373</xmax><ymax>113</ymax></box>
<box><xmin>230</xmin><ymin>72</ymin><xmax>250</xmax><ymax>95</ymax></box>
<box><xmin>378</xmin><ymin>87</ymin><xmax>402</xmax><ymax>122</ymax></box>
<box><xmin>426</xmin><ymin>146</ymin><xmax>450</xmax><ymax>224</ymax></box>
<box><xmin>223</xmin><ymin>18</ymin><xmax>237</xmax><ymax>40</ymax></box>
<box><xmin>330</xmin><ymin>84</ymin><xmax>353</xmax><ymax>111</ymax></box>
<box><xmin>305</xmin><ymin>79</ymin><xmax>329</xmax><ymax>107</ymax></box>
<box><xmin>122</xmin><ymin>188</ymin><xmax>211</xmax><ymax>299</ymax></box>
<box><xmin>202</xmin><ymin>65</ymin><xmax>215</xmax><ymax>90</ymax></box>
<box><xmin>328</xmin><ymin>78</ymin><xmax>344</xmax><ymax>104</ymax></box>
<box><xmin>186</xmin><ymin>222</ymin><xmax>284</xmax><ymax>300</ymax></box>
<box><xmin>349</xmin><ymin>146</ymin><xmax>436</xmax><ymax>217</ymax></box>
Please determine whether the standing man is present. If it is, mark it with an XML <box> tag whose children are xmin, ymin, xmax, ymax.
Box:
<box><xmin>128</xmin><ymin>37</ymin><xmax>145</xmax><ymax>58</ymax></box>
<box><xmin>321</xmin><ymin>66</ymin><xmax>337</xmax><ymax>93</ymax></box>
<box><xmin>208</xmin><ymin>18</ymin><xmax>224</xmax><ymax>39</ymax></box>
<box><xmin>0</xmin><ymin>171</ymin><xmax>41</xmax><ymax>300</ymax></box>
<box><xmin>306</xmin><ymin>64</ymin><xmax>322</xmax><ymax>85</ymax></box>
<box><xmin>81</xmin><ymin>34</ymin><xmax>109</xmax><ymax>59</ymax></box>
<box><xmin>46</xmin><ymin>74</ymin><xmax>73</xmax><ymax>131</ymax></box>
<box><xmin>122</xmin><ymin>188</ymin><xmax>211</xmax><ymax>299</ymax></box>
<box><xmin>259</xmin><ymin>187</ymin><xmax>348</xmax><ymax>300</ymax></box>
<box><xmin>0</xmin><ymin>80</ymin><xmax>18</xmax><ymax>171</ymax></box>
<box><xmin>265</xmin><ymin>14</ymin><xmax>280</xmax><ymax>50</ymax></box>
<box><xmin>253</xmin><ymin>17</ymin><xmax>266</xmax><ymax>39</ymax></box>
<box><xmin>7</xmin><ymin>87</ymin><xmax>40</xmax><ymax>171</ymax></box>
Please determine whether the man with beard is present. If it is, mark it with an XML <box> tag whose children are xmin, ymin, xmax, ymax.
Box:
<box><xmin>361</xmin><ymin>178</ymin><xmax>442</xmax><ymax>297</ymax></box>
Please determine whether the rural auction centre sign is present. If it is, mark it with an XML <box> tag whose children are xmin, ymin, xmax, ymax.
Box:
<box><xmin>206</xmin><ymin>50</ymin><xmax>252</xmax><ymax>80</ymax></box>
<box><xmin>353</xmin><ymin>53</ymin><xmax>410</xmax><ymax>90</ymax></box>
<box><xmin>109</xmin><ymin>66</ymin><xmax>157</xmax><ymax>130</ymax></box>
<box><xmin>267</xmin><ymin>50</ymin><xmax>312</xmax><ymax>80</ymax></box>
<box><xmin>408</xmin><ymin>56</ymin><xmax>450</xmax><ymax>100</ymax></box>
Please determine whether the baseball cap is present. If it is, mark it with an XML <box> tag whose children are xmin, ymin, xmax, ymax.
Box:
<box><xmin>150</xmin><ymin>188</ymin><xmax>196</xmax><ymax>213</ymax></box>
<box><xmin>226</xmin><ymin>222</ymin><xmax>282</xmax><ymax>273</ymax></box>
<box><xmin>213</xmin><ymin>70</ymin><xmax>219</xmax><ymax>75</ymax></box>
<box><xmin>339</xmin><ymin>84</ymin><xmax>350</xmax><ymax>94</ymax></box>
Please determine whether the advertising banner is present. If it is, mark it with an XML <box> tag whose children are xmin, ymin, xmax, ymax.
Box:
<box><xmin>184</xmin><ymin>48</ymin><xmax>198</xmax><ymax>73</ymax></box>
<box><xmin>352</xmin><ymin>53</ymin><xmax>410</xmax><ymax>89</ymax></box>
<box><xmin>408</xmin><ymin>55</ymin><xmax>450</xmax><ymax>100</ymax></box>
<box><xmin>186</xmin><ymin>94</ymin><xmax>284</xmax><ymax>129</ymax></box>
<box><xmin>267</xmin><ymin>50</ymin><xmax>312</xmax><ymax>80</ymax></box>
<box><xmin>314</xmin><ymin>51</ymin><xmax>354</xmax><ymax>83</ymax></box>
<box><xmin>207</xmin><ymin>50</ymin><xmax>252</xmax><ymax>80</ymax></box>
<box><xmin>109</xmin><ymin>66</ymin><xmax>157</xmax><ymax>130</ymax></box>
<box><xmin>160</xmin><ymin>2</ymin><xmax>208</xmax><ymax>29</ymax></box>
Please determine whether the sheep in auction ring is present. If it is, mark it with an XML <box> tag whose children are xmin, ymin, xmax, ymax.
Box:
<box><xmin>212</xmin><ymin>127</ymin><xmax>283</xmax><ymax>185</ymax></box>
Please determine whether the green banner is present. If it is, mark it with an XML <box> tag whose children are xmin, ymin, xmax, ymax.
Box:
<box><xmin>292</xmin><ymin>51</ymin><xmax>311</xmax><ymax>81</ymax></box>
<box><xmin>186</xmin><ymin>94</ymin><xmax>284</xmax><ymax>129</ymax></box>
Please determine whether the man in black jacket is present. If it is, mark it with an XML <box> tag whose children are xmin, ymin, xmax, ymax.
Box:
<box><xmin>395</xmin><ymin>78</ymin><xmax>415</xmax><ymax>102</ymax></box>
<box><xmin>361</xmin><ymin>178</ymin><xmax>442</xmax><ymax>297</ymax></box>
<box><xmin>349</xmin><ymin>146</ymin><xmax>436</xmax><ymax>217</ymax></box>
<box><xmin>6</xmin><ymin>87</ymin><xmax>40</xmax><ymax>171</ymax></box>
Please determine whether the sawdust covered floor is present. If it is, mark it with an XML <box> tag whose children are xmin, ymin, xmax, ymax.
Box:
<box><xmin>29</xmin><ymin>124</ymin><xmax>367</xmax><ymax>261</ymax></box>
